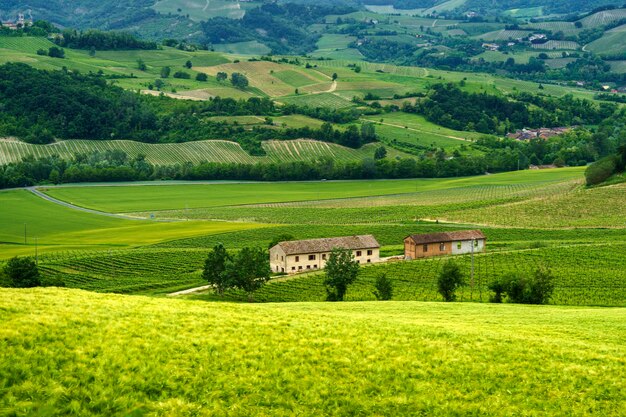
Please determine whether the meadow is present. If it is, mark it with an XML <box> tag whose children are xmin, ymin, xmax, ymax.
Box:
<box><xmin>39</xmin><ymin>168</ymin><xmax>584</xmax><ymax>213</ymax></box>
<box><xmin>1</xmin><ymin>288</ymin><xmax>624</xmax><ymax>416</ymax></box>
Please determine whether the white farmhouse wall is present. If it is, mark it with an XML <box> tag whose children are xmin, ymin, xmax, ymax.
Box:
<box><xmin>451</xmin><ymin>239</ymin><xmax>486</xmax><ymax>255</ymax></box>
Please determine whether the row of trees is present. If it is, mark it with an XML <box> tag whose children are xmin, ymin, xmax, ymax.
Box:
<box><xmin>55</xmin><ymin>29</ymin><xmax>157</xmax><ymax>50</ymax></box>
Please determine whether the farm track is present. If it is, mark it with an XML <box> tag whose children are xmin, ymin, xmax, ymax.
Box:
<box><xmin>27</xmin><ymin>188</ymin><xmax>163</xmax><ymax>221</ymax></box>
<box><xmin>374</xmin><ymin>121</ymin><xmax>469</xmax><ymax>141</ymax></box>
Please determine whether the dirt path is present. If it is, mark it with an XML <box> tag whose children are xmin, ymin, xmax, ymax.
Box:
<box><xmin>373</xmin><ymin>121</ymin><xmax>470</xmax><ymax>141</ymax></box>
<box><xmin>27</xmin><ymin>188</ymin><xmax>172</xmax><ymax>221</ymax></box>
<box><xmin>168</xmin><ymin>284</ymin><xmax>214</xmax><ymax>297</ymax></box>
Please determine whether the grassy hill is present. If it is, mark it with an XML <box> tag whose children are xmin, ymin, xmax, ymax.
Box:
<box><xmin>1</xmin><ymin>288</ymin><xmax>624</xmax><ymax>416</ymax></box>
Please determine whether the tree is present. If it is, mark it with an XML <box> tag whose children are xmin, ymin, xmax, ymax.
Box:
<box><xmin>137</xmin><ymin>58</ymin><xmax>146</xmax><ymax>71</ymax></box>
<box><xmin>324</xmin><ymin>248</ymin><xmax>360</xmax><ymax>301</ymax></box>
<box><xmin>231</xmin><ymin>72</ymin><xmax>249</xmax><ymax>89</ymax></box>
<box><xmin>154</xmin><ymin>79</ymin><xmax>165</xmax><ymax>90</ymax></box>
<box><xmin>89</xmin><ymin>46</ymin><xmax>96</xmax><ymax>57</ymax></box>
<box><xmin>160</xmin><ymin>66</ymin><xmax>171</xmax><ymax>78</ymax></box>
<box><xmin>488</xmin><ymin>267</ymin><xmax>554</xmax><ymax>305</ymax></box>
<box><xmin>437</xmin><ymin>260</ymin><xmax>464</xmax><ymax>302</ymax></box>
<box><xmin>173</xmin><ymin>71</ymin><xmax>191</xmax><ymax>79</ymax></box>
<box><xmin>196</xmin><ymin>73</ymin><xmax>208</xmax><ymax>81</ymax></box>
<box><xmin>332</xmin><ymin>73</ymin><xmax>337</xmax><ymax>81</ymax></box>
<box><xmin>374</xmin><ymin>146</ymin><xmax>387</xmax><ymax>160</ymax></box>
<box><xmin>268</xmin><ymin>234</ymin><xmax>295</xmax><ymax>249</ymax></box>
<box><xmin>202</xmin><ymin>243</ymin><xmax>232</xmax><ymax>295</ymax></box>
<box><xmin>227</xmin><ymin>247</ymin><xmax>271</xmax><ymax>301</ymax></box>
<box><xmin>48</xmin><ymin>46</ymin><xmax>65</xmax><ymax>58</ymax></box>
<box><xmin>185</xmin><ymin>60</ymin><xmax>193</xmax><ymax>69</ymax></box>
<box><xmin>4</xmin><ymin>256</ymin><xmax>41</xmax><ymax>288</ymax></box>
<box><xmin>373</xmin><ymin>273</ymin><xmax>393</xmax><ymax>300</ymax></box>
<box><xmin>585</xmin><ymin>156</ymin><xmax>616</xmax><ymax>185</ymax></box>
<box><xmin>216</xmin><ymin>71</ymin><xmax>228</xmax><ymax>82</ymax></box>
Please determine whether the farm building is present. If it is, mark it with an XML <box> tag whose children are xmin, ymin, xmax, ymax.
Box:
<box><xmin>404</xmin><ymin>230</ymin><xmax>486</xmax><ymax>259</ymax></box>
<box><xmin>270</xmin><ymin>235</ymin><xmax>380</xmax><ymax>274</ymax></box>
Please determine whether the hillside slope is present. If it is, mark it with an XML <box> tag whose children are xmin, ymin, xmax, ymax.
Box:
<box><xmin>1</xmin><ymin>288</ymin><xmax>624</xmax><ymax>416</ymax></box>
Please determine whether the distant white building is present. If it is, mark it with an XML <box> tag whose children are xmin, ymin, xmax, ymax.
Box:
<box><xmin>269</xmin><ymin>235</ymin><xmax>380</xmax><ymax>274</ymax></box>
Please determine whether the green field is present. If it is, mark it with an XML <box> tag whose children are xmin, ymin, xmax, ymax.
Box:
<box><xmin>39</xmin><ymin>168</ymin><xmax>584</xmax><ymax>213</ymax></box>
<box><xmin>0</xmin><ymin>190</ymin><xmax>265</xmax><ymax>259</ymax></box>
<box><xmin>1</xmin><ymin>288</ymin><xmax>624</xmax><ymax>415</ymax></box>
<box><xmin>152</xmin><ymin>0</ymin><xmax>261</xmax><ymax>20</ymax></box>
<box><xmin>586</xmin><ymin>25</ymin><xmax>626</xmax><ymax>55</ymax></box>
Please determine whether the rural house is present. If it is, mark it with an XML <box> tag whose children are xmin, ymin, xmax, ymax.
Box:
<box><xmin>270</xmin><ymin>235</ymin><xmax>380</xmax><ymax>274</ymax></box>
<box><xmin>404</xmin><ymin>230</ymin><xmax>486</xmax><ymax>259</ymax></box>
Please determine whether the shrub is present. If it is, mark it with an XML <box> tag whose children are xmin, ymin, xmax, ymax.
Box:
<box><xmin>3</xmin><ymin>256</ymin><xmax>41</xmax><ymax>288</ymax></box>
<box><xmin>196</xmin><ymin>73</ymin><xmax>208</xmax><ymax>81</ymax></box>
<box><xmin>488</xmin><ymin>267</ymin><xmax>555</xmax><ymax>304</ymax></box>
<box><xmin>585</xmin><ymin>156</ymin><xmax>617</xmax><ymax>185</ymax></box>
<box><xmin>373</xmin><ymin>273</ymin><xmax>393</xmax><ymax>300</ymax></box>
<box><xmin>437</xmin><ymin>260</ymin><xmax>464</xmax><ymax>302</ymax></box>
<box><xmin>173</xmin><ymin>71</ymin><xmax>191</xmax><ymax>79</ymax></box>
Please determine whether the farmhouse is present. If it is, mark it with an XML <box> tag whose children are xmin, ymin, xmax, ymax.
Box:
<box><xmin>404</xmin><ymin>230</ymin><xmax>486</xmax><ymax>259</ymax></box>
<box><xmin>270</xmin><ymin>235</ymin><xmax>380</xmax><ymax>274</ymax></box>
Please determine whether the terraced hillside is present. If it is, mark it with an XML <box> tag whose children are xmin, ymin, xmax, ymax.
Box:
<box><xmin>0</xmin><ymin>139</ymin><xmax>406</xmax><ymax>166</ymax></box>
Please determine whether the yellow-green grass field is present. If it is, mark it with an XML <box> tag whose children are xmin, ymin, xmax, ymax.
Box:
<box><xmin>0</xmin><ymin>190</ymin><xmax>265</xmax><ymax>259</ymax></box>
<box><xmin>39</xmin><ymin>167</ymin><xmax>584</xmax><ymax>213</ymax></box>
<box><xmin>1</xmin><ymin>288</ymin><xmax>624</xmax><ymax>416</ymax></box>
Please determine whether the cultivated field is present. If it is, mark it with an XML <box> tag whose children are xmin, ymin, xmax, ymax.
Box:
<box><xmin>1</xmin><ymin>288</ymin><xmax>624</xmax><ymax>415</ymax></box>
<box><xmin>0</xmin><ymin>138</ymin><xmax>401</xmax><ymax>166</ymax></box>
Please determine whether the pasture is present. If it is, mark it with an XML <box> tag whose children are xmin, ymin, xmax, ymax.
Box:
<box><xmin>1</xmin><ymin>288</ymin><xmax>624</xmax><ymax>415</ymax></box>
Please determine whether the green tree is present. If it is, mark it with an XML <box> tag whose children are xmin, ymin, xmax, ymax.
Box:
<box><xmin>437</xmin><ymin>260</ymin><xmax>464</xmax><ymax>302</ymax></box>
<box><xmin>196</xmin><ymin>73</ymin><xmax>208</xmax><ymax>81</ymax></box>
<box><xmin>228</xmin><ymin>247</ymin><xmax>271</xmax><ymax>301</ymax></box>
<box><xmin>89</xmin><ymin>46</ymin><xmax>96</xmax><ymax>57</ymax></box>
<box><xmin>137</xmin><ymin>58</ymin><xmax>146</xmax><ymax>71</ymax></box>
<box><xmin>268</xmin><ymin>234</ymin><xmax>295</xmax><ymax>249</ymax></box>
<box><xmin>231</xmin><ymin>72</ymin><xmax>249</xmax><ymax>89</ymax></box>
<box><xmin>160</xmin><ymin>66</ymin><xmax>171</xmax><ymax>78</ymax></box>
<box><xmin>488</xmin><ymin>267</ymin><xmax>554</xmax><ymax>305</ymax></box>
<box><xmin>4</xmin><ymin>256</ymin><xmax>41</xmax><ymax>288</ymax></box>
<box><xmin>373</xmin><ymin>273</ymin><xmax>393</xmax><ymax>300</ymax></box>
<box><xmin>202</xmin><ymin>243</ymin><xmax>232</xmax><ymax>295</ymax></box>
<box><xmin>216</xmin><ymin>71</ymin><xmax>228</xmax><ymax>82</ymax></box>
<box><xmin>360</xmin><ymin>122</ymin><xmax>376</xmax><ymax>141</ymax></box>
<box><xmin>185</xmin><ymin>60</ymin><xmax>193</xmax><ymax>69</ymax></box>
<box><xmin>332</xmin><ymin>72</ymin><xmax>337</xmax><ymax>81</ymax></box>
<box><xmin>324</xmin><ymin>248</ymin><xmax>360</xmax><ymax>301</ymax></box>
<box><xmin>154</xmin><ymin>79</ymin><xmax>165</xmax><ymax>90</ymax></box>
<box><xmin>48</xmin><ymin>46</ymin><xmax>65</xmax><ymax>58</ymax></box>
<box><xmin>585</xmin><ymin>156</ymin><xmax>617</xmax><ymax>185</ymax></box>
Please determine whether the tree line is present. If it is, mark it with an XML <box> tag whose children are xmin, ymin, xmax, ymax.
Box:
<box><xmin>55</xmin><ymin>29</ymin><xmax>157</xmax><ymax>50</ymax></box>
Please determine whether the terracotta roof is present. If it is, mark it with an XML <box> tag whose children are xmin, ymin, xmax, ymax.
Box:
<box><xmin>407</xmin><ymin>230</ymin><xmax>486</xmax><ymax>245</ymax></box>
<box><xmin>274</xmin><ymin>235</ymin><xmax>380</xmax><ymax>255</ymax></box>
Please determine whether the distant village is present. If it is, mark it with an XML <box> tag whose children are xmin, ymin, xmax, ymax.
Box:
<box><xmin>506</xmin><ymin>127</ymin><xmax>572</xmax><ymax>141</ymax></box>
<box><xmin>1</xmin><ymin>12</ymin><xmax>32</xmax><ymax>30</ymax></box>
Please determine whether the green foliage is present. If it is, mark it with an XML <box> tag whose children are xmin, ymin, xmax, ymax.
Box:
<box><xmin>216</xmin><ymin>71</ymin><xmax>228</xmax><ymax>82</ymax></box>
<box><xmin>202</xmin><ymin>243</ymin><xmax>232</xmax><ymax>295</ymax></box>
<box><xmin>268</xmin><ymin>234</ymin><xmax>295</xmax><ymax>250</ymax></box>
<box><xmin>172</xmin><ymin>71</ymin><xmax>190</xmax><ymax>79</ymax></box>
<box><xmin>488</xmin><ymin>266</ymin><xmax>555</xmax><ymax>305</ymax></box>
<box><xmin>324</xmin><ymin>248</ymin><xmax>360</xmax><ymax>301</ymax></box>
<box><xmin>225</xmin><ymin>247</ymin><xmax>271</xmax><ymax>300</ymax></box>
<box><xmin>374</xmin><ymin>146</ymin><xmax>387</xmax><ymax>160</ymax></box>
<box><xmin>56</xmin><ymin>29</ymin><xmax>157</xmax><ymax>50</ymax></box>
<box><xmin>373</xmin><ymin>273</ymin><xmax>393</xmax><ymax>301</ymax></box>
<box><xmin>3</xmin><ymin>256</ymin><xmax>40</xmax><ymax>288</ymax></box>
<box><xmin>184</xmin><ymin>60</ymin><xmax>192</xmax><ymax>69</ymax></box>
<box><xmin>195</xmin><ymin>73</ymin><xmax>208</xmax><ymax>82</ymax></box>
<box><xmin>160</xmin><ymin>66</ymin><xmax>171</xmax><ymax>78</ymax></box>
<box><xmin>136</xmin><ymin>58</ymin><xmax>146</xmax><ymax>71</ymax></box>
<box><xmin>585</xmin><ymin>156</ymin><xmax>617</xmax><ymax>185</ymax></box>
<box><xmin>437</xmin><ymin>260</ymin><xmax>464</xmax><ymax>302</ymax></box>
<box><xmin>47</xmin><ymin>46</ymin><xmax>64</xmax><ymax>58</ymax></box>
<box><xmin>231</xmin><ymin>72</ymin><xmax>249</xmax><ymax>89</ymax></box>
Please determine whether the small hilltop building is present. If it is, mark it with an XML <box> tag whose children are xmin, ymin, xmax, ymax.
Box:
<box><xmin>270</xmin><ymin>235</ymin><xmax>380</xmax><ymax>274</ymax></box>
<box><xmin>404</xmin><ymin>230</ymin><xmax>486</xmax><ymax>259</ymax></box>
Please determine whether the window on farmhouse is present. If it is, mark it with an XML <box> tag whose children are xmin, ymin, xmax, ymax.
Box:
<box><xmin>322</xmin><ymin>254</ymin><xmax>326</xmax><ymax>260</ymax></box>
<box><xmin>295</xmin><ymin>256</ymin><xmax>299</xmax><ymax>262</ymax></box>
<box><xmin>423</xmin><ymin>244</ymin><xmax>428</xmax><ymax>252</ymax></box>
<box><xmin>356</xmin><ymin>251</ymin><xmax>362</xmax><ymax>256</ymax></box>
<box><xmin>308</xmin><ymin>255</ymin><xmax>316</xmax><ymax>261</ymax></box>
<box><xmin>292</xmin><ymin>267</ymin><xmax>295</xmax><ymax>271</ymax></box>
<box><xmin>307</xmin><ymin>265</ymin><xmax>311</xmax><ymax>269</ymax></box>
<box><xmin>367</xmin><ymin>250</ymin><xmax>373</xmax><ymax>256</ymax></box>
<box><xmin>440</xmin><ymin>243</ymin><xmax>445</xmax><ymax>251</ymax></box>
<box><xmin>457</xmin><ymin>243</ymin><xmax>462</xmax><ymax>250</ymax></box>
<box><xmin>474</xmin><ymin>240</ymin><xmax>479</xmax><ymax>247</ymax></box>
<box><xmin>314</xmin><ymin>264</ymin><xmax>317</xmax><ymax>268</ymax></box>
